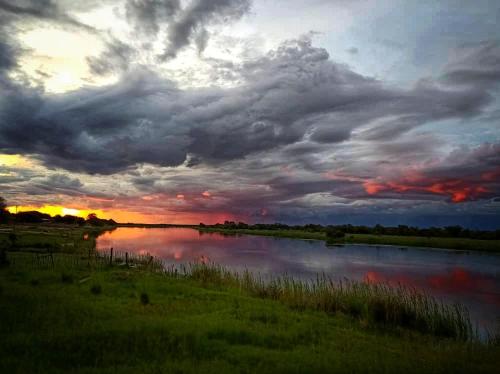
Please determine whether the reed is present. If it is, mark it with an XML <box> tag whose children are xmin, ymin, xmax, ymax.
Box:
<box><xmin>172</xmin><ymin>263</ymin><xmax>476</xmax><ymax>341</ymax></box>
<box><xmin>5</xmin><ymin>251</ymin><xmax>478</xmax><ymax>341</ymax></box>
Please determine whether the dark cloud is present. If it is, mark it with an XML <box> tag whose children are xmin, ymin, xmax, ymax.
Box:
<box><xmin>125</xmin><ymin>0</ymin><xmax>180</xmax><ymax>37</ymax></box>
<box><xmin>0</xmin><ymin>0</ymin><xmax>60</xmax><ymax>19</ymax></box>
<box><xmin>87</xmin><ymin>37</ymin><xmax>136</xmax><ymax>76</ymax></box>
<box><xmin>0</xmin><ymin>0</ymin><xmax>96</xmax><ymax>32</ymax></box>
<box><xmin>161</xmin><ymin>0</ymin><xmax>251</xmax><ymax>58</ymax></box>
<box><xmin>0</xmin><ymin>35</ymin><xmax>17</xmax><ymax>71</ymax></box>
<box><xmin>441</xmin><ymin>41</ymin><xmax>500</xmax><ymax>87</ymax></box>
<box><xmin>21</xmin><ymin>173</ymin><xmax>84</xmax><ymax>196</ymax></box>
<box><xmin>1</xmin><ymin>35</ymin><xmax>500</xmax><ymax>177</ymax></box>
<box><xmin>84</xmin><ymin>0</ymin><xmax>252</xmax><ymax>77</ymax></box>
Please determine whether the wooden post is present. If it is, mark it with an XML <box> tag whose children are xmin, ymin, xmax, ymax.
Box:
<box><xmin>125</xmin><ymin>252</ymin><xmax>129</xmax><ymax>267</ymax></box>
<box><xmin>109</xmin><ymin>247</ymin><xmax>113</xmax><ymax>266</ymax></box>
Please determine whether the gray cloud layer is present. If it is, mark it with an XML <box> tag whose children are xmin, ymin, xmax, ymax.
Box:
<box><xmin>0</xmin><ymin>0</ymin><xmax>499</xmax><ymax>226</ymax></box>
<box><xmin>1</xmin><ymin>35</ymin><xmax>499</xmax><ymax>175</ymax></box>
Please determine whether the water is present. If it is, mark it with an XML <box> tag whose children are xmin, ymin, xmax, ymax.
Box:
<box><xmin>96</xmin><ymin>227</ymin><xmax>500</xmax><ymax>333</ymax></box>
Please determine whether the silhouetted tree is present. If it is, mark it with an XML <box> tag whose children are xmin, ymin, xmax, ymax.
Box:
<box><xmin>87</xmin><ymin>213</ymin><xmax>98</xmax><ymax>221</ymax></box>
<box><xmin>15</xmin><ymin>211</ymin><xmax>50</xmax><ymax>223</ymax></box>
<box><xmin>0</xmin><ymin>196</ymin><xmax>9</xmax><ymax>265</ymax></box>
<box><xmin>0</xmin><ymin>196</ymin><xmax>8</xmax><ymax>224</ymax></box>
<box><xmin>86</xmin><ymin>213</ymin><xmax>115</xmax><ymax>226</ymax></box>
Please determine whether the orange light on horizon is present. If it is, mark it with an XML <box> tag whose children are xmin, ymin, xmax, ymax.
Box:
<box><xmin>6</xmin><ymin>205</ymin><xmax>106</xmax><ymax>219</ymax></box>
<box><xmin>7</xmin><ymin>204</ymin><xmax>242</xmax><ymax>225</ymax></box>
<box><xmin>62</xmin><ymin>207</ymin><xmax>80</xmax><ymax>216</ymax></box>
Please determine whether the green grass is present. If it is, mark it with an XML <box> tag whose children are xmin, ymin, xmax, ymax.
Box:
<box><xmin>1</xmin><ymin>258</ymin><xmax>499</xmax><ymax>373</ymax></box>
<box><xmin>199</xmin><ymin>228</ymin><xmax>500</xmax><ymax>252</ymax></box>
<box><xmin>0</xmin><ymin>224</ymin><xmax>113</xmax><ymax>254</ymax></box>
<box><xmin>343</xmin><ymin>234</ymin><xmax>500</xmax><ymax>252</ymax></box>
<box><xmin>200</xmin><ymin>228</ymin><xmax>327</xmax><ymax>241</ymax></box>
<box><xmin>179</xmin><ymin>263</ymin><xmax>476</xmax><ymax>341</ymax></box>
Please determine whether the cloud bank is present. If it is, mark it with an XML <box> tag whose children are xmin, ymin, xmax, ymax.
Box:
<box><xmin>0</xmin><ymin>0</ymin><xmax>499</xmax><ymax>227</ymax></box>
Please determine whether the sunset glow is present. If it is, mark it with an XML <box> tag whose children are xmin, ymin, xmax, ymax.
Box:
<box><xmin>0</xmin><ymin>0</ymin><xmax>498</xmax><ymax>228</ymax></box>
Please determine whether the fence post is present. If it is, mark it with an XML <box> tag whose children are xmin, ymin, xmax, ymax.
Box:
<box><xmin>109</xmin><ymin>247</ymin><xmax>113</xmax><ymax>266</ymax></box>
<box><xmin>126</xmin><ymin>252</ymin><xmax>129</xmax><ymax>267</ymax></box>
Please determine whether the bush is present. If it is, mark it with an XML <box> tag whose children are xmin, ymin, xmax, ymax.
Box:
<box><xmin>325</xmin><ymin>227</ymin><xmax>345</xmax><ymax>240</ymax></box>
<box><xmin>61</xmin><ymin>273</ymin><xmax>74</xmax><ymax>284</ymax></box>
<box><xmin>8</xmin><ymin>233</ymin><xmax>16</xmax><ymax>246</ymax></box>
<box><xmin>140</xmin><ymin>292</ymin><xmax>150</xmax><ymax>305</ymax></box>
<box><xmin>90</xmin><ymin>284</ymin><xmax>102</xmax><ymax>295</ymax></box>
<box><xmin>0</xmin><ymin>248</ymin><xmax>9</xmax><ymax>267</ymax></box>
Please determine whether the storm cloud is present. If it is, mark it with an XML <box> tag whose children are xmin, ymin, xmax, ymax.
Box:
<box><xmin>2</xmin><ymin>36</ymin><xmax>499</xmax><ymax>176</ymax></box>
<box><xmin>0</xmin><ymin>0</ymin><xmax>499</xmax><ymax>226</ymax></box>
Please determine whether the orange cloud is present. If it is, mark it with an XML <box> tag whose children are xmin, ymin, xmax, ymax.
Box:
<box><xmin>363</xmin><ymin>181</ymin><xmax>386</xmax><ymax>195</ymax></box>
<box><xmin>363</xmin><ymin>178</ymin><xmax>490</xmax><ymax>203</ymax></box>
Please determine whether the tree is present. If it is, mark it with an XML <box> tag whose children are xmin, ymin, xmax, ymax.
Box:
<box><xmin>325</xmin><ymin>226</ymin><xmax>345</xmax><ymax>241</ymax></box>
<box><xmin>87</xmin><ymin>213</ymin><xmax>106</xmax><ymax>226</ymax></box>
<box><xmin>0</xmin><ymin>197</ymin><xmax>10</xmax><ymax>224</ymax></box>
<box><xmin>87</xmin><ymin>213</ymin><xmax>98</xmax><ymax>221</ymax></box>
<box><xmin>0</xmin><ymin>197</ymin><xmax>8</xmax><ymax>265</ymax></box>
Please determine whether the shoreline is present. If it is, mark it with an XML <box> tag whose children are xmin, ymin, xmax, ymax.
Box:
<box><xmin>197</xmin><ymin>227</ymin><xmax>500</xmax><ymax>252</ymax></box>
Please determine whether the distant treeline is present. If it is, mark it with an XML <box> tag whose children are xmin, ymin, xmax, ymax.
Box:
<box><xmin>0</xmin><ymin>210</ymin><xmax>116</xmax><ymax>227</ymax></box>
<box><xmin>203</xmin><ymin>221</ymin><xmax>500</xmax><ymax>240</ymax></box>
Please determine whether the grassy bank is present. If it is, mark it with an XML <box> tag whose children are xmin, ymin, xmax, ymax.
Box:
<box><xmin>1</xmin><ymin>255</ymin><xmax>499</xmax><ymax>373</ymax></box>
<box><xmin>198</xmin><ymin>227</ymin><xmax>500</xmax><ymax>252</ymax></box>
<box><xmin>200</xmin><ymin>228</ymin><xmax>327</xmax><ymax>241</ymax></box>
<box><xmin>343</xmin><ymin>234</ymin><xmax>500</xmax><ymax>252</ymax></box>
<box><xmin>0</xmin><ymin>224</ymin><xmax>115</xmax><ymax>254</ymax></box>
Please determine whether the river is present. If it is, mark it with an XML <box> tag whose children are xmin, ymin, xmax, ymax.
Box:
<box><xmin>96</xmin><ymin>227</ymin><xmax>500</xmax><ymax>334</ymax></box>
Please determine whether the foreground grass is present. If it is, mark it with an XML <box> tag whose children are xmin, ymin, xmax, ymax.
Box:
<box><xmin>1</xmin><ymin>256</ymin><xmax>499</xmax><ymax>373</ymax></box>
<box><xmin>199</xmin><ymin>228</ymin><xmax>500</xmax><ymax>252</ymax></box>
<box><xmin>184</xmin><ymin>264</ymin><xmax>476</xmax><ymax>341</ymax></box>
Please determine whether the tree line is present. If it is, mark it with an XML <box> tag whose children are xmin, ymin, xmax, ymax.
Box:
<box><xmin>205</xmin><ymin>221</ymin><xmax>500</xmax><ymax>240</ymax></box>
<box><xmin>0</xmin><ymin>197</ymin><xmax>116</xmax><ymax>227</ymax></box>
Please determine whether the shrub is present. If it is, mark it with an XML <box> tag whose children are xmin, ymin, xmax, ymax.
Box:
<box><xmin>61</xmin><ymin>272</ymin><xmax>74</xmax><ymax>284</ymax></box>
<box><xmin>90</xmin><ymin>284</ymin><xmax>102</xmax><ymax>295</ymax></box>
<box><xmin>140</xmin><ymin>292</ymin><xmax>150</xmax><ymax>305</ymax></box>
<box><xmin>325</xmin><ymin>227</ymin><xmax>345</xmax><ymax>240</ymax></box>
<box><xmin>0</xmin><ymin>248</ymin><xmax>8</xmax><ymax>267</ymax></box>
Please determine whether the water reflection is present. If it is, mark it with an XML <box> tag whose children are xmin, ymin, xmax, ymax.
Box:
<box><xmin>97</xmin><ymin>227</ymin><xmax>500</xmax><ymax>331</ymax></box>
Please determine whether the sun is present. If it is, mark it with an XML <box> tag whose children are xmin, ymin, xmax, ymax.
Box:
<box><xmin>62</xmin><ymin>208</ymin><xmax>80</xmax><ymax>216</ymax></box>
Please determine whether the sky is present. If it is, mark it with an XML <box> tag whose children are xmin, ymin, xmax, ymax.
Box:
<box><xmin>0</xmin><ymin>0</ymin><xmax>499</xmax><ymax>228</ymax></box>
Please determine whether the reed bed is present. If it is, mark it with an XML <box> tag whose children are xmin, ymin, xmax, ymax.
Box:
<box><xmin>167</xmin><ymin>262</ymin><xmax>477</xmax><ymax>341</ymax></box>
<box><xmin>6</xmin><ymin>249</ymin><xmax>164</xmax><ymax>272</ymax></box>
<box><xmin>6</xmin><ymin>250</ymin><xmax>477</xmax><ymax>341</ymax></box>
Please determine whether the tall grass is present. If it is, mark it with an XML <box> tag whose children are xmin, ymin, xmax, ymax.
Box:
<box><xmin>6</xmin><ymin>250</ymin><xmax>478</xmax><ymax>341</ymax></box>
<box><xmin>6</xmin><ymin>249</ymin><xmax>164</xmax><ymax>272</ymax></box>
<box><xmin>168</xmin><ymin>263</ymin><xmax>476</xmax><ymax>341</ymax></box>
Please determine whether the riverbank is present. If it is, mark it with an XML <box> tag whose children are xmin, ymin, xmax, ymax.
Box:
<box><xmin>198</xmin><ymin>227</ymin><xmax>500</xmax><ymax>252</ymax></box>
<box><xmin>0</xmin><ymin>224</ymin><xmax>114</xmax><ymax>254</ymax></box>
<box><xmin>1</xmin><ymin>255</ymin><xmax>499</xmax><ymax>373</ymax></box>
<box><xmin>1</xmin><ymin>226</ymin><xmax>499</xmax><ymax>372</ymax></box>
